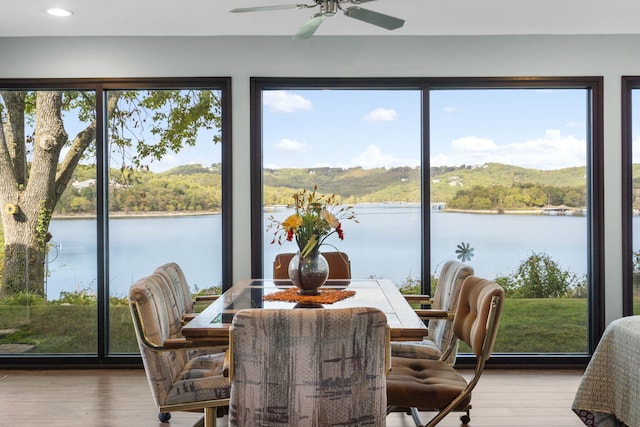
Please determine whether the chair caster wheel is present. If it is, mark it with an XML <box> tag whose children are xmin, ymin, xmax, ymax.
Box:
<box><xmin>460</xmin><ymin>414</ymin><xmax>471</xmax><ymax>424</ymax></box>
<box><xmin>158</xmin><ymin>412</ymin><xmax>172</xmax><ymax>422</ymax></box>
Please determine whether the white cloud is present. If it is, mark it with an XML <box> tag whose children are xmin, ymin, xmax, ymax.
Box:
<box><xmin>432</xmin><ymin>129</ymin><xmax>586</xmax><ymax>170</ymax></box>
<box><xmin>451</xmin><ymin>136</ymin><xmax>497</xmax><ymax>152</ymax></box>
<box><xmin>274</xmin><ymin>138</ymin><xmax>309</xmax><ymax>153</ymax></box>
<box><xmin>443</xmin><ymin>105</ymin><xmax>465</xmax><ymax>113</ymax></box>
<box><xmin>365</xmin><ymin>108</ymin><xmax>397</xmax><ymax>122</ymax></box>
<box><xmin>263</xmin><ymin>90</ymin><xmax>312</xmax><ymax>113</ymax></box>
<box><xmin>353</xmin><ymin>145</ymin><xmax>420</xmax><ymax>169</ymax></box>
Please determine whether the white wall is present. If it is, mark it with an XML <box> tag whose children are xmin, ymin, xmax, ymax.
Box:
<box><xmin>1</xmin><ymin>34</ymin><xmax>633</xmax><ymax>323</ymax></box>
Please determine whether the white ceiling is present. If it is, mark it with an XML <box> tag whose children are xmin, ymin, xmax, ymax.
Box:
<box><xmin>1</xmin><ymin>0</ymin><xmax>639</xmax><ymax>38</ymax></box>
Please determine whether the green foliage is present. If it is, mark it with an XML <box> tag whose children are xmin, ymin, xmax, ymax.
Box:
<box><xmin>500</xmin><ymin>251</ymin><xmax>586</xmax><ymax>298</ymax></box>
<box><xmin>430</xmin><ymin>163</ymin><xmax>586</xmax><ymax>207</ymax></box>
<box><xmin>397</xmin><ymin>274</ymin><xmax>438</xmax><ymax>298</ymax></box>
<box><xmin>36</xmin><ymin>201</ymin><xmax>51</xmax><ymax>247</ymax></box>
<box><xmin>110</xmin><ymin>295</ymin><xmax>129</xmax><ymax>306</ymax></box>
<box><xmin>194</xmin><ymin>285</ymin><xmax>222</xmax><ymax>296</ymax></box>
<box><xmin>448</xmin><ymin>182</ymin><xmax>585</xmax><ymax>210</ymax></box>
<box><xmin>54</xmin><ymin>163</ymin><xmax>222</xmax><ymax>215</ymax></box>
<box><xmin>51</xmin><ymin>162</ymin><xmax>589</xmax><ymax>216</ymax></box>
<box><xmin>397</xmin><ymin>275</ymin><xmax>422</xmax><ymax>295</ymax></box>
<box><xmin>56</xmin><ymin>288</ymin><xmax>97</xmax><ymax>305</ymax></box>
<box><xmin>109</xmin><ymin>89</ymin><xmax>222</xmax><ymax>168</ymax></box>
<box><xmin>0</xmin><ymin>291</ymin><xmax>48</xmax><ymax>306</ymax></box>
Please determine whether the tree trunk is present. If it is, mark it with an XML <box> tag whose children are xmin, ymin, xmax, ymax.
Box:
<box><xmin>2</xmin><ymin>208</ymin><xmax>48</xmax><ymax>297</ymax></box>
<box><xmin>0</xmin><ymin>91</ymin><xmax>66</xmax><ymax>297</ymax></box>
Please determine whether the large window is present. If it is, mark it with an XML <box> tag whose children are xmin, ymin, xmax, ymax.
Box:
<box><xmin>622</xmin><ymin>77</ymin><xmax>640</xmax><ymax>316</ymax></box>
<box><xmin>0</xmin><ymin>88</ymin><xmax>98</xmax><ymax>356</ymax></box>
<box><xmin>260</xmin><ymin>88</ymin><xmax>422</xmax><ymax>285</ymax></box>
<box><xmin>0</xmin><ymin>79</ymin><xmax>231</xmax><ymax>366</ymax></box>
<box><xmin>251</xmin><ymin>77</ymin><xmax>604</xmax><ymax>364</ymax></box>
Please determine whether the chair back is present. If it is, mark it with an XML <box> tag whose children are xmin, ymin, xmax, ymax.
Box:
<box><xmin>429</xmin><ymin>260</ymin><xmax>474</xmax><ymax>361</ymax></box>
<box><xmin>273</xmin><ymin>251</ymin><xmax>351</xmax><ymax>280</ymax></box>
<box><xmin>129</xmin><ymin>275</ymin><xmax>190</xmax><ymax>406</ymax></box>
<box><xmin>154</xmin><ymin>262</ymin><xmax>194</xmax><ymax>316</ymax></box>
<box><xmin>229</xmin><ymin>307</ymin><xmax>388</xmax><ymax>426</ymax></box>
<box><xmin>453</xmin><ymin>276</ymin><xmax>504</xmax><ymax>360</ymax></box>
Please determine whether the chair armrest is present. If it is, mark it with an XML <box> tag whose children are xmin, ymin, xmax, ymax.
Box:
<box><xmin>181</xmin><ymin>313</ymin><xmax>197</xmax><ymax>325</ymax></box>
<box><xmin>414</xmin><ymin>309</ymin><xmax>454</xmax><ymax>320</ymax></box>
<box><xmin>163</xmin><ymin>338</ymin><xmax>198</xmax><ymax>349</ymax></box>
<box><xmin>403</xmin><ymin>294</ymin><xmax>433</xmax><ymax>305</ymax></box>
<box><xmin>162</xmin><ymin>339</ymin><xmax>228</xmax><ymax>353</ymax></box>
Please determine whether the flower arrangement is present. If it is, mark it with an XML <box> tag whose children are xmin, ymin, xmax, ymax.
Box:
<box><xmin>268</xmin><ymin>185</ymin><xmax>357</xmax><ymax>258</ymax></box>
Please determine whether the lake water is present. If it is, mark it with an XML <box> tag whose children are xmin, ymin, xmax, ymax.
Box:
<box><xmin>46</xmin><ymin>204</ymin><xmax>589</xmax><ymax>300</ymax></box>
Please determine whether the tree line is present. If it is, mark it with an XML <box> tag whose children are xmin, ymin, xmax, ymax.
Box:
<box><xmin>447</xmin><ymin>183</ymin><xmax>586</xmax><ymax>211</ymax></box>
<box><xmin>52</xmin><ymin>163</ymin><xmax>587</xmax><ymax>215</ymax></box>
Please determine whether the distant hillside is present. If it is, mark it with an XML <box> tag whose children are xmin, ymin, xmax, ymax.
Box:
<box><xmin>264</xmin><ymin>166</ymin><xmax>420</xmax><ymax>205</ymax></box>
<box><xmin>265</xmin><ymin>163</ymin><xmax>587</xmax><ymax>206</ymax></box>
<box><xmin>429</xmin><ymin>163</ymin><xmax>586</xmax><ymax>204</ymax></box>
<box><xmin>55</xmin><ymin>162</ymin><xmax>588</xmax><ymax>214</ymax></box>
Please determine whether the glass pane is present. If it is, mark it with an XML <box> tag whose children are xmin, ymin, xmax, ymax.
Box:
<box><xmin>631</xmin><ymin>89</ymin><xmax>640</xmax><ymax>315</ymax></box>
<box><xmin>430</xmin><ymin>89</ymin><xmax>589</xmax><ymax>353</ymax></box>
<box><xmin>106</xmin><ymin>89</ymin><xmax>224</xmax><ymax>354</ymax></box>
<box><xmin>262</xmin><ymin>89</ymin><xmax>422</xmax><ymax>287</ymax></box>
<box><xmin>0</xmin><ymin>90</ymin><xmax>97</xmax><ymax>354</ymax></box>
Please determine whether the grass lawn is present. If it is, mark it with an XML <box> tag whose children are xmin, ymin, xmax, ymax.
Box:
<box><xmin>0</xmin><ymin>297</ymin><xmax>591</xmax><ymax>355</ymax></box>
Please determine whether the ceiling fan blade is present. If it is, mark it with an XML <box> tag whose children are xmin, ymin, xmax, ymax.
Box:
<box><xmin>230</xmin><ymin>4</ymin><xmax>302</xmax><ymax>13</ymax></box>
<box><xmin>294</xmin><ymin>14</ymin><xmax>324</xmax><ymax>40</ymax></box>
<box><xmin>343</xmin><ymin>6</ymin><xmax>404</xmax><ymax>30</ymax></box>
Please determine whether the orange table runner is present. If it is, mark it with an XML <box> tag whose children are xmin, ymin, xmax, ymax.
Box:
<box><xmin>264</xmin><ymin>287</ymin><xmax>355</xmax><ymax>304</ymax></box>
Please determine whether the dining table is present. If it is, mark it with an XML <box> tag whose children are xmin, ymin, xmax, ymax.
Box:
<box><xmin>572</xmin><ymin>315</ymin><xmax>640</xmax><ymax>427</ymax></box>
<box><xmin>182</xmin><ymin>278</ymin><xmax>428</xmax><ymax>345</ymax></box>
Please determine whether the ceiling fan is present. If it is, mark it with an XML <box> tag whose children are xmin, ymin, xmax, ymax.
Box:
<box><xmin>230</xmin><ymin>0</ymin><xmax>405</xmax><ymax>40</ymax></box>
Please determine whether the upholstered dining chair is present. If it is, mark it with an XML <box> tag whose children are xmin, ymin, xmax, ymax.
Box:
<box><xmin>273</xmin><ymin>251</ymin><xmax>351</xmax><ymax>283</ymax></box>
<box><xmin>154</xmin><ymin>262</ymin><xmax>219</xmax><ymax>324</ymax></box>
<box><xmin>392</xmin><ymin>260</ymin><xmax>474</xmax><ymax>364</ymax></box>
<box><xmin>129</xmin><ymin>274</ymin><xmax>230</xmax><ymax>427</ymax></box>
<box><xmin>386</xmin><ymin>276</ymin><xmax>504</xmax><ymax>427</ymax></box>
<box><xmin>228</xmin><ymin>307</ymin><xmax>390</xmax><ymax>427</ymax></box>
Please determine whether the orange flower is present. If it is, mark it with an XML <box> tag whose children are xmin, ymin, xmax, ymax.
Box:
<box><xmin>282</xmin><ymin>214</ymin><xmax>303</xmax><ymax>241</ymax></box>
<box><xmin>282</xmin><ymin>214</ymin><xmax>303</xmax><ymax>231</ymax></box>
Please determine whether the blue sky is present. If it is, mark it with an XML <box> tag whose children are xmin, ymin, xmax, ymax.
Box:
<box><xmin>109</xmin><ymin>87</ymin><xmax>590</xmax><ymax>173</ymax></box>
<box><xmin>261</xmin><ymin>88</ymin><xmax>588</xmax><ymax>171</ymax></box>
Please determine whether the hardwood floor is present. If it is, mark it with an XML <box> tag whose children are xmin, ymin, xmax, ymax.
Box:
<box><xmin>0</xmin><ymin>368</ymin><xmax>585</xmax><ymax>427</ymax></box>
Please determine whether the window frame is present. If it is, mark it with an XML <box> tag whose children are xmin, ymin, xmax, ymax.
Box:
<box><xmin>250</xmin><ymin>76</ymin><xmax>604</xmax><ymax>367</ymax></box>
<box><xmin>621</xmin><ymin>76</ymin><xmax>638</xmax><ymax>316</ymax></box>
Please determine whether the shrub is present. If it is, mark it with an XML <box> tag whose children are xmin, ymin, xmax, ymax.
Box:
<box><xmin>56</xmin><ymin>288</ymin><xmax>97</xmax><ymax>305</ymax></box>
<box><xmin>0</xmin><ymin>291</ymin><xmax>48</xmax><ymax>306</ymax></box>
<box><xmin>501</xmin><ymin>251</ymin><xmax>585</xmax><ymax>298</ymax></box>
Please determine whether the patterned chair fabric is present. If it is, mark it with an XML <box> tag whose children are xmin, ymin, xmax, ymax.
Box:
<box><xmin>386</xmin><ymin>276</ymin><xmax>505</xmax><ymax>427</ymax></box>
<box><xmin>391</xmin><ymin>260</ymin><xmax>474</xmax><ymax>363</ymax></box>
<box><xmin>154</xmin><ymin>262</ymin><xmax>195</xmax><ymax>317</ymax></box>
<box><xmin>229</xmin><ymin>307</ymin><xmax>389</xmax><ymax>427</ymax></box>
<box><xmin>128</xmin><ymin>274</ymin><xmax>230</xmax><ymax>421</ymax></box>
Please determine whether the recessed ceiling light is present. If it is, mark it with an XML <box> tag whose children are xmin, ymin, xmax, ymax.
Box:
<box><xmin>46</xmin><ymin>8</ymin><xmax>74</xmax><ymax>17</ymax></box>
